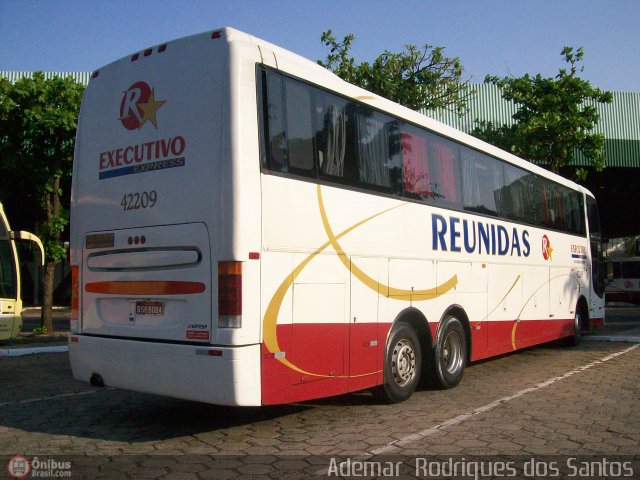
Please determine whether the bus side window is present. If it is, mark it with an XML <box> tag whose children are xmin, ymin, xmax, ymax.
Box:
<box><xmin>0</xmin><ymin>227</ymin><xmax>17</xmax><ymax>300</ymax></box>
<box><xmin>612</xmin><ymin>261</ymin><xmax>621</xmax><ymax>279</ymax></box>
<box><xmin>315</xmin><ymin>92</ymin><xmax>352</xmax><ymax>182</ymax></box>
<box><xmin>632</xmin><ymin>262</ymin><xmax>640</xmax><ymax>279</ymax></box>
<box><xmin>461</xmin><ymin>146</ymin><xmax>502</xmax><ymax>216</ymax></box>
<box><xmin>265</xmin><ymin>71</ymin><xmax>288</xmax><ymax>173</ymax></box>
<box><xmin>353</xmin><ymin>109</ymin><xmax>403</xmax><ymax>193</ymax></box>
<box><xmin>499</xmin><ymin>163</ymin><xmax>528</xmax><ymax>222</ymax></box>
<box><xmin>284</xmin><ymin>78</ymin><xmax>315</xmax><ymax>177</ymax></box>
<box><xmin>427</xmin><ymin>134</ymin><xmax>461</xmax><ymax>209</ymax></box>
<box><xmin>401</xmin><ymin>128</ymin><xmax>431</xmax><ymax>199</ymax></box>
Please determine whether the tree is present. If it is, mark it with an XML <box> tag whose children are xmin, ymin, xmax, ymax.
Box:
<box><xmin>0</xmin><ymin>73</ymin><xmax>84</xmax><ymax>332</ymax></box>
<box><xmin>473</xmin><ymin>47</ymin><xmax>613</xmax><ymax>180</ymax></box>
<box><xmin>318</xmin><ymin>30</ymin><xmax>472</xmax><ymax>115</ymax></box>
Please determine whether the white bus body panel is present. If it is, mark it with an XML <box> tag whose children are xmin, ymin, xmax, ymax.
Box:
<box><xmin>81</xmin><ymin>223</ymin><xmax>212</xmax><ymax>341</ymax></box>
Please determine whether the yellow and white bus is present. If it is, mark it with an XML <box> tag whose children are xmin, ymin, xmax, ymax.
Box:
<box><xmin>0</xmin><ymin>202</ymin><xmax>44</xmax><ymax>341</ymax></box>
<box><xmin>69</xmin><ymin>27</ymin><xmax>605</xmax><ymax>405</ymax></box>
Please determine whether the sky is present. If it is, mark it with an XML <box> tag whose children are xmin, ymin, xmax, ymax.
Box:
<box><xmin>1</xmin><ymin>0</ymin><xmax>639</xmax><ymax>92</ymax></box>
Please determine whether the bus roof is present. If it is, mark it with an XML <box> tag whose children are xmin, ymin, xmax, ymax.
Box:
<box><xmin>90</xmin><ymin>25</ymin><xmax>596</xmax><ymax>199</ymax></box>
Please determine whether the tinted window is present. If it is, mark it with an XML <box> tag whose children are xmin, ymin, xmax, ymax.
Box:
<box><xmin>461</xmin><ymin>146</ymin><xmax>502</xmax><ymax>216</ymax></box>
<box><xmin>401</xmin><ymin>126</ymin><xmax>461</xmax><ymax>208</ymax></box>
<box><xmin>0</xmin><ymin>221</ymin><xmax>17</xmax><ymax>299</ymax></box>
<box><xmin>354</xmin><ymin>109</ymin><xmax>403</xmax><ymax>193</ymax></box>
<box><xmin>401</xmin><ymin>128</ymin><xmax>431</xmax><ymax>198</ymax></box>
<box><xmin>265</xmin><ymin>71</ymin><xmax>287</xmax><ymax>172</ymax></box>
<box><xmin>623</xmin><ymin>262</ymin><xmax>640</xmax><ymax>279</ymax></box>
<box><xmin>258</xmin><ymin>66</ymin><xmax>588</xmax><ymax>237</ymax></box>
<box><xmin>315</xmin><ymin>91</ymin><xmax>359</xmax><ymax>185</ymax></box>
<box><xmin>587</xmin><ymin>196</ymin><xmax>604</xmax><ymax>297</ymax></box>
<box><xmin>284</xmin><ymin>78</ymin><xmax>315</xmax><ymax>176</ymax></box>
<box><xmin>498</xmin><ymin>163</ymin><xmax>528</xmax><ymax>221</ymax></box>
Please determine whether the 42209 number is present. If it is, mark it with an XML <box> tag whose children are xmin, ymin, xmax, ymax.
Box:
<box><xmin>121</xmin><ymin>190</ymin><xmax>157</xmax><ymax>211</ymax></box>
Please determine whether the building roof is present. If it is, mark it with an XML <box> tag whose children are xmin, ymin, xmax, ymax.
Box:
<box><xmin>424</xmin><ymin>83</ymin><xmax>640</xmax><ymax>168</ymax></box>
<box><xmin>1</xmin><ymin>70</ymin><xmax>92</xmax><ymax>85</ymax></box>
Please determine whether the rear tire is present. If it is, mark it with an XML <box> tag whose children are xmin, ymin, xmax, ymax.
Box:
<box><xmin>374</xmin><ymin>322</ymin><xmax>422</xmax><ymax>403</ymax></box>
<box><xmin>432</xmin><ymin>315</ymin><xmax>467</xmax><ymax>389</ymax></box>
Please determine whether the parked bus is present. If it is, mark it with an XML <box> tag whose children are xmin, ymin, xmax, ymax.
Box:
<box><xmin>69</xmin><ymin>28</ymin><xmax>605</xmax><ymax>405</ymax></box>
<box><xmin>0</xmin><ymin>202</ymin><xmax>44</xmax><ymax>341</ymax></box>
<box><xmin>606</xmin><ymin>257</ymin><xmax>640</xmax><ymax>305</ymax></box>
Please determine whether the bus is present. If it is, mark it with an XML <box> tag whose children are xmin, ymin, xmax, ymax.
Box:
<box><xmin>69</xmin><ymin>27</ymin><xmax>605</xmax><ymax>406</ymax></box>
<box><xmin>606</xmin><ymin>257</ymin><xmax>640</xmax><ymax>305</ymax></box>
<box><xmin>0</xmin><ymin>202</ymin><xmax>44</xmax><ymax>341</ymax></box>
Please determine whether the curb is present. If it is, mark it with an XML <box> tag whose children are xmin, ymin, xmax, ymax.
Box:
<box><xmin>583</xmin><ymin>335</ymin><xmax>640</xmax><ymax>343</ymax></box>
<box><xmin>2</xmin><ymin>336</ymin><xmax>638</xmax><ymax>356</ymax></box>
<box><xmin>0</xmin><ymin>345</ymin><xmax>69</xmax><ymax>357</ymax></box>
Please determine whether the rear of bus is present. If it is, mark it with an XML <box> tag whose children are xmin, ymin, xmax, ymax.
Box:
<box><xmin>69</xmin><ymin>28</ymin><xmax>264</xmax><ymax>406</ymax></box>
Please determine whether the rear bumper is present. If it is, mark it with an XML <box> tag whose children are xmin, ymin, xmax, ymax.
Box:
<box><xmin>69</xmin><ymin>334</ymin><xmax>262</xmax><ymax>406</ymax></box>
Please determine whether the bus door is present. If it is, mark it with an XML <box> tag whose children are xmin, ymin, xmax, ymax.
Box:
<box><xmin>0</xmin><ymin>208</ymin><xmax>44</xmax><ymax>341</ymax></box>
<box><xmin>348</xmin><ymin>256</ymin><xmax>380</xmax><ymax>391</ymax></box>
<box><xmin>0</xmin><ymin>221</ymin><xmax>18</xmax><ymax>341</ymax></box>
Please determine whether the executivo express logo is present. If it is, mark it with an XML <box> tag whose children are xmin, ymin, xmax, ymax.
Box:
<box><xmin>431</xmin><ymin>213</ymin><xmax>531</xmax><ymax>258</ymax></box>
<box><xmin>97</xmin><ymin>81</ymin><xmax>187</xmax><ymax>180</ymax></box>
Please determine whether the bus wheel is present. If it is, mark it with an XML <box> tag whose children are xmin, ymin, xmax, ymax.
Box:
<box><xmin>374</xmin><ymin>322</ymin><xmax>422</xmax><ymax>403</ymax></box>
<box><xmin>566</xmin><ymin>309</ymin><xmax>583</xmax><ymax>347</ymax></box>
<box><xmin>433</xmin><ymin>316</ymin><xmax>467</xmax><ymax>389</ymax></box>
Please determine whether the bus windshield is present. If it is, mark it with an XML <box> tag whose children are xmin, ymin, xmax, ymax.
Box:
<box><xmin>0</xmin><ymin>217</ymin><xmax>17</xmax><ymax>300</ymax></box>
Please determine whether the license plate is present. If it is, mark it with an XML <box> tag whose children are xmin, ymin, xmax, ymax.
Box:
<box><xmin>135</xmin><ymin>301</ymin><xmax>165</xmax><ymax>316</ymax></box>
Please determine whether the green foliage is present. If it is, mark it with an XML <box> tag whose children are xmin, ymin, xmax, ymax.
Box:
<box><xmin>318</xmin><ymin>30</ymin><xmax>472</xmax><ymax>115</ymax></box>
<box><xmin>32</xmin><ymin>325</ymin><xmax>48</xmax><ymax>335</ymax></box>
<box><xmin>0</xmin><ymin>73</ymin><xmax>84</xmax><ymax>263</ymax></box>
<box><xmin>473</xmin><ymin>47</ymin><xmax>612</xmax><ymax>178</ymax></box>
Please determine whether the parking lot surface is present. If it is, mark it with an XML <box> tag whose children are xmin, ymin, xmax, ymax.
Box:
<box><xmin>1</xmin><ymin>330</ymin><xmax>639</xmax><ymax>478</ymax></box>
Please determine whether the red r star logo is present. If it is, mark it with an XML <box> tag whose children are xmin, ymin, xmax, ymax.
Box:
<box><xmin>119</xmin><ymin>81</ymin><xmax>166</xmax><ymax>130</ymax></box>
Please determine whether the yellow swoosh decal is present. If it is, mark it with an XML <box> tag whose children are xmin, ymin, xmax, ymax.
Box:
<box><xmin>317</xmin><ymin>186</ymin><xmax>458</xmax><ymax>300</ymax></box>
<box><xmin>262</xmin><ymin>185</ymin><xmax>458</xmax><ymax>377</ymax></box>
<box><xmin>511</xmin><ymin>273</ymin><xmax>579</xmax><ymax>350</ymax></box>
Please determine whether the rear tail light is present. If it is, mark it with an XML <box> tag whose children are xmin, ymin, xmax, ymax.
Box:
<box><xmin>218</xmin><ymin>261</ymin><xmax>242</xmax><ymax>328</ymax></box>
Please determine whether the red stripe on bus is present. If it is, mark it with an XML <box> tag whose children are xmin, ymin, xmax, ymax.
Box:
<box><xmin>85</xmin><ymin>281</ymin><xmax>206</xmax><ymax>295</ymax></box>
<box><xmin>260</xmin><ymin>318</ymin><xmax>577</xmax><ymax>405</ymax></box>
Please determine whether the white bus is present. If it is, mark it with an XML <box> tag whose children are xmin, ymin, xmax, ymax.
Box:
<box><xmin>0</xmin><ymin>202</ymin><xmax>44</xmax><ymax>341</ymax></box>
<box><xmin>69</xmin><ymin>27</ymin><xmax>605</xmax><ymax>406</ymax></box>
<box><xmin>606</xmin><ymin>257</ymin><xmax>640</xmax><ymax>305</ymax></box>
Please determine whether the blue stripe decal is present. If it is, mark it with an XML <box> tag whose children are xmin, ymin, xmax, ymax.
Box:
<box><xmin>99</xmin><ymin>157</ymin><xmax>185</xmax><ymax>180</ymax></box>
